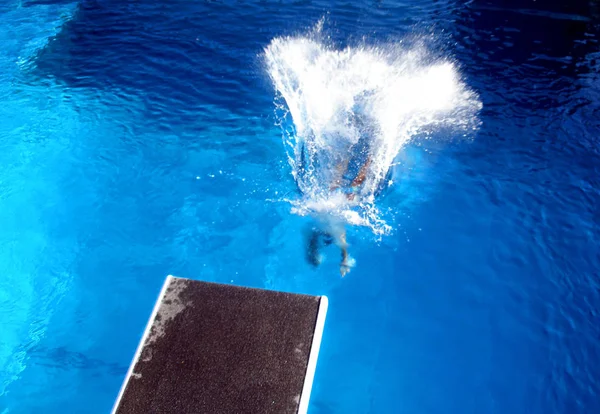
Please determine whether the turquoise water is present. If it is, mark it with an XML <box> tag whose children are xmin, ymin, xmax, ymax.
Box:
<box><xmin>1</xmin><ymin>0</ymin><xmax>599</xmax><ymax>412</ymax></box>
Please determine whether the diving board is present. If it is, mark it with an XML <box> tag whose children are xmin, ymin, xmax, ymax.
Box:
<box><xmin>112</xmin><ymin>276</ymin><xmax>328</xmax><ymax>414</ymax></box>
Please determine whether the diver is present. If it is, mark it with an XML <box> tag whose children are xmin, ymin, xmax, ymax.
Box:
<box><xmin>306</xmin><ymin>152</ymin><xmax>371</xmax><ymax>276</ymax></box>
<box><xmin>301</xmin><ymin>100</ymin><xmax>377</xmax><ymax>276</ymax></box>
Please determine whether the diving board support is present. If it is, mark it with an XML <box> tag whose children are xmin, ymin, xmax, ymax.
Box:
<box><xmin>112</xmin><ymin>275</ymin><xmax>328</xmax><ymax>414</ymax></box>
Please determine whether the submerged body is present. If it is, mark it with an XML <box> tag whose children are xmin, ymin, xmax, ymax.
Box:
<box><xmin>304</xmin><ymin>140</ymin><xmax>372</xmax><ymax>277</ymax></box>
<box><xmin>264</xmin><ymin>34</ymin><xmax>482</xmax><ymax>276</ymax></box>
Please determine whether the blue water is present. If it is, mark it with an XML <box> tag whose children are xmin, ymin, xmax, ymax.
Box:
<box><xmin>1</xmin><ymin>0</ymin><xmax>599</xmax><ymax>412</ymax></box>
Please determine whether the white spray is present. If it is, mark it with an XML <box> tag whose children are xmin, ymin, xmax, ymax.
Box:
<box><xmin>264</xmin><ymin>26</ymin><xmax>482</xmax><ymax>235</ymax></box>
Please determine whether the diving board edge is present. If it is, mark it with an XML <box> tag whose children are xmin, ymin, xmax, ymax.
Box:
<box><xmin>298</xmin><ymin>294</ymin><xmax>328</xmax><ymax>414</ymax></box>
<box><xmin>111</xmin><ymin>275</ymin><xmax>174</xmax><ymax>414</ymax></box>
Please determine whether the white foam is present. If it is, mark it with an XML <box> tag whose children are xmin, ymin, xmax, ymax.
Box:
<box><xmin>265</xmin><ymin>27</ymin><xmax>482</xmax><ymax>234</ymax></box>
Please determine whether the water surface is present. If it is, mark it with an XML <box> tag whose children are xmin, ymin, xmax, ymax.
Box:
<box><xmin>0</xmin><ymin>0</ymin><xmax>599</xmax><ymax>412</ymax></box>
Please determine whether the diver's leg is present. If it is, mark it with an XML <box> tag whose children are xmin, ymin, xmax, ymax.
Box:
<box><xmin>306</xmin><ymin>228</ymin><xmax>322</xmax><ymax>267</ymax></box>
<box><xmin>339</xmin><ymin>229</ymin><xmax>351</xmax><ymax>277</ymax></box>
<box><xmin>330</xmin><ymin>156</ymin><xmax>351</xmax><ymax>191</ymax></box>
<box><xmin>350</xmin><ymin>156</ymin><xmax>372</xmax><ymax>188</ymax></box>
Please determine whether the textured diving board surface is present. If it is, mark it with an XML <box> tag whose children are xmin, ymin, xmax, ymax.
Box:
<box><xmin>112</xmin><ymin>276</ymin><xmax>328</xmax><ymax>414</ymax></box>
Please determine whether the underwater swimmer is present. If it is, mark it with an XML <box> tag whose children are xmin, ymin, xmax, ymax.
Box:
<box><xmin>302</xmin><ymin>104</ymin><xmax>375</xmax><ymax>276</ymax></box>
<box><xmin>306</xmin><ymin>153</ymin><xmax>371</xmax><ymax>277</ymax></box>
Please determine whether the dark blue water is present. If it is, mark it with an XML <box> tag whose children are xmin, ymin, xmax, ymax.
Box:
<box><xmin>1</xmin><ymin>0</ymin><xmax>599</xmax><ymax>412</ymax></box>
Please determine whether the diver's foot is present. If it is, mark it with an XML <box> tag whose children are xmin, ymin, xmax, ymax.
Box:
<box><xmin>339</xmin><ymin>256</ymin><xmax>356</xmax><ymax>277</ymax></box>
<box><xmin>309</xmin><ymin>252</ymin><xmax>324</xmax><ymax>267</ymax></box>
<box><xmin>308</xmin><ymin>250</ymin><xmax>322</xmax><ymax>267</ymax></box>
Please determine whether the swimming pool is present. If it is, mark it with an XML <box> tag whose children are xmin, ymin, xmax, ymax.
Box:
<box><xmin>0</xmin><ymin>0</ymin><xmax>599</xmax><ymax>412</ymax></box>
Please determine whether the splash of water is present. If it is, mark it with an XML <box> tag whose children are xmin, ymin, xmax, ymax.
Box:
<box><xmin>264</xmin><ymin>28</ymin><xmax>482</xmax><ymax>235</ymax></box>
